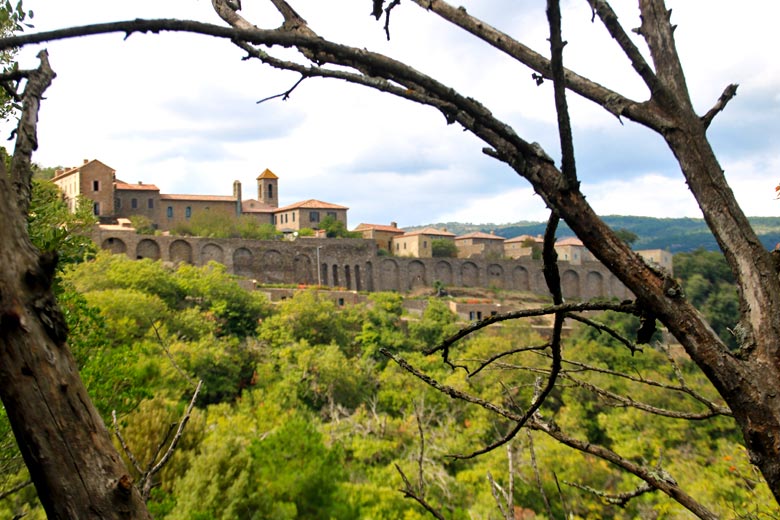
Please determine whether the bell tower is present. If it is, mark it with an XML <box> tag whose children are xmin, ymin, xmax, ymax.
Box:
<box><xmin>257</xmin><ymin>168</ymin><xmax>279</xmax><ymax>208</ymax></box>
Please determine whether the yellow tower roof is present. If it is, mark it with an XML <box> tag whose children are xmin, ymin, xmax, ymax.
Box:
<box><xmin>257</xmin><ymin>168</ymin><xmax>279</xmax><ymax>180</ymax></box>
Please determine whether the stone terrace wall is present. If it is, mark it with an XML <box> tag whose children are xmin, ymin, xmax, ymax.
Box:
<box><xmin>93</xmin><ymin>229</ymin><xmax>632</xmax><ymax>300</ymax></box>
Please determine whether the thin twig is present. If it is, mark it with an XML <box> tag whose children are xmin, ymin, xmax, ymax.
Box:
<box><xmin>256</xmin><ymin>74</ymin><xmax>307</xmax><ymax>104</ymax></box>
<box><xmin>0</xmin><ymin>479</ymin><xmax>32</xmax><ymax>501</ymax></box>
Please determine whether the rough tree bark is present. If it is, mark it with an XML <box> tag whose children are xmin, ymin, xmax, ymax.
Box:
<box><xmin>0</xmin><ymin>0</ymin><xmax>778</xmax><ymax>514</ymax></box>
<box><xmin>0</xmin><ymin>52</ymin><xmax>151</xmax><ymax>519</ymax></box>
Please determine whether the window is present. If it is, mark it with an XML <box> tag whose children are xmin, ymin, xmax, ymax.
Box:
<box><xmin>403</xmin><ymin>243</ymin><xmax>407</xmax><ymax>250</ymax></box>
<box><xmin>337</xmin><ymin>298</ymin><xmax>345</xmax><ymax>306</ymax></box>
<box><xmin>327</xmin><ymin>211</ymin><xmax>337</xmax><ymax>219</ymax></box>
<box><xmin>423</xmin><ymin>240</ymin><xmax>428</xmax><ymax>249</ymax></box>
<box><xmin>167</xmin><ymin>206</ymin><xmax>173</xmax><ymax>218</ymax></box>
<box><xmin>309</xmin><ymin>211</ymin><xmax>320</xmax><ymax>223</ymax></box>
<box><xmin>292</xmin><ymin>213</ymin><xmax>295</xmax><ymax>222</ymax></box>
<box><xmin>396</xmin><ymin>243</ymin><xmax>399</xmax><ymax>251</ymax></box>
<box><xmin>92</xmin><ymin>180</ymin><xmax>100</xmax><ymax>191</ymax></box>
<box><xmin>115</xmin><ymin>198</ymin><xmax>121</xmax><ymax>210</ymax></box>
<box><xmin>268</xmin><ymin>184</ymin><xmax>273</xmax><ymax>199</ymax></box>
<box><xmin>131</xmin><ymin>198</ymin><xmax>138</xmax><ymax>209</ymax></box>
<box><xmin>92</xmin><ymin>202</ymin><xmax>100</xmax><ymax>215</ymax></box>
<box><xmin>148</xmin><ymin>198</ymin><xmax>154</xmax><ymax>209</ymax></box>
<box><xmin>185</xmin><ymin>206</ymin><xmax>192</xmax><ymax>219</ymax></box>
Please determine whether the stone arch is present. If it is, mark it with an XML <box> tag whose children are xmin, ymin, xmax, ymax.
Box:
<box><xmin>294</xmin><ymin>254</ymin><xmax>313</xmax><ymax>284</ymax></box>
<box><xmin>610</xmin><ymin>275</ymin><xmax>630</xmax><ymax>300</ymax></box>
<box><xmin>136</xmin><ymin>239</ymin><xmax>160</xmax><ymax>260</ymax></box>
<box><xmin>379</xmin><ymin>258</ymin><xmax>400</xmax><ymax>291</ymax></box>
<box><xmin>101</xmin><ymin>237</ymin><xmax>127</xmax><ymax>255</ymax></box>
<box><xmin>461</xmin><ymin>262</ymin><xmax>479</xmax><ymax>287</ymax></box>
<box><xmin>262</xmin><ymin>250</ymin><xmax>285</xmax><ymax>283</ymax></box>
<box><xmin>487</xmin><ymin>264</ymin><xmax>504</xmax><ymax>289</ymax></box>
<box><xmin>513</xmin><ymin>266</ymin><xmax>530</xmax><ymax>291</ymax></box>
<box><xmin>585</xmin><ymin>271</ymin><xmax>605</xmax><ymax>299</ymax></box>
<box><xmin>434</xmin><ymin>261</ymin><xmax>453</xmax><ymax>286</ymax></box>
<box><xmin>345</xmin><ymin>265</ymin><xmax>352</xmax><ymax>290</ymax></box>
<box><xmin>170</xmin><ymin>240</ymin><xmax>193</xmax><ymax>265</ymax></box>
<box><xmin>233</xmin><ymin>247</ymin><xmax>254</xmax><ymax>277</ymax></box>
<box><xmin>355</xmin><ymin>265</ymin><xmax>362</xmax><ymax>291</ymax></box>
<box><xmin>561</xmin><ymin>269</ymin><xmax>580</xmax><ymax>299</ymax></box>
<box><xmin>364</xmin><ymin>261</ymin><xmax>374</xmax><ymax>291</ymax></box>
<box><xmin>408</xmin><ymin>260</ymin><xmax>427</xmax><ymax>290</ymax></box>
<box><xmin>534</xmin><ymin>271</ymin><xmax>548</xmax><ymax>295</ymax></box>
<box><xmin>202</xmin><ymin>243</ymin><xmax>225</xmax><ymax>264</ymax></box>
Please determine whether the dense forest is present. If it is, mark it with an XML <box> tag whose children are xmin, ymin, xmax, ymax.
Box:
<box><xmin>0</xmin><ymin>180</ymin><xmax>775</xmax><ymax>518</ymax></box>
<box><xmin>414</xmin><ymin>217</ymin><xmax>780</xmax><ymax>253</ymax></box>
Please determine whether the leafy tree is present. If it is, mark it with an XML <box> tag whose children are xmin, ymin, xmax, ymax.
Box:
<box><xmin>431</xmin><ymin>238</ymin><xmax>458</xmax><ymax>258</ymax></box>
<box><xmin>319</xmin><ymin>215</ymin><xmax>360</xmax><ymax>238</ymax></box>
<box><xmin>27</xmin><ymin>179</ymin><xmax>96</xmax><ymax>270</ymax></box>
<box><xmin>614</xmin><ymin>227</ymin><xmax>639</xmax><ymax>246</ymax></box>
<box><xmin>129</xmin><ymin>214</ymin><xmax>156</xmax><ymax>235</ymax></box>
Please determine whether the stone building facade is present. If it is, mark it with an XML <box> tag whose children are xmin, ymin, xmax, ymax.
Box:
<box><xmin>53</xmin><ymin>160</ymin><xmax>347</xmax><ymax>233</ymax></box>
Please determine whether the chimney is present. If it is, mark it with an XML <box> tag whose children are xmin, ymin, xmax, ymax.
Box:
<box><xmin>233</xmin><ymin>180</ymin><xmax>242</xmax><ymax>216</ymax></box>
<box><xmin>391</xmin><ymin>221</ymin><xmax>397</xmax><ymax>228</ymax></box>
<box><xmin>83</xmin><ymin>159</ymin><xmax>88</xmax><ymax>164</ymax></box>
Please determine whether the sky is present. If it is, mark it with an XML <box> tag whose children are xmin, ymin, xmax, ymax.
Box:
<box><xmin>3</xmin><ymin>0</ymin><xmax>778</xmax><ymax>228</ymax></box>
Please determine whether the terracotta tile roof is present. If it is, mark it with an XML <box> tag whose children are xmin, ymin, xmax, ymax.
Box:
<box><xmin>159</xmin><ymin>194</ymin><xmax>236</xmax><ymax>202</ymax></box>
<box><xmin>257</xmin><ymin>168</ymin><xmax>279</xmax><ymax>180</ymax></box>
<box><xmin>505</xmin><ymin>234</ymin><xmax>542</xmax><ymax>244</ymax></box>
<box><xmin>276</xmin><ymin>199</ymin><xmax>348</xmax><ymax>211</ymax></box>
<box><xmin>115</xmin><ymin>181</ymin><xmax>160</xmax><ymax>191</ymax></box>
<box><xmin>355</xmin><ymin>223</ymin><xmax>405</xmax><ymax>234</ymax></box>
<box><xmin>402</xmin><ymin>227</ymin><xmax>456</xmax><ymax>238</ymax></box>
<box><xmin>455</xmin><ymin>231</ymin><xmax>504</xmax><ymax>241</ymax></box>
<box><xmin>556</xmin><ymin>237</ymin><xmax>584</xmax><ymax>246</ymax></box>
<box><xmin>241</xmin><ymin>199</ymin><xmax>276</xmax><ymax>213</ymax></box>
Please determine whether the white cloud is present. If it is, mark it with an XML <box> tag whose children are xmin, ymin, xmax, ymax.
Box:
<box><xmin>2</xmin><ymin>0</ymin><xmax>777</xmax><ymax>227</ymax></box>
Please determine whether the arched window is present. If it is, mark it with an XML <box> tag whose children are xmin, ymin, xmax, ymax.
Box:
<box><xmin>167</xmin><ymin>206</ymin><xmax>173</xmax><ymax>218</ymax></box>
<box><xmin>185</xmin><ymin>206</ymin><xmax>192</xmax><ymax>219</ymax></box>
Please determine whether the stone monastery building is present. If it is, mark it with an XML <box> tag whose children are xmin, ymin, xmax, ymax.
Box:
<box><xmin>52</xmin><ymin>159</ymin><xmax>348</xmax><ymax>233</ymax></box>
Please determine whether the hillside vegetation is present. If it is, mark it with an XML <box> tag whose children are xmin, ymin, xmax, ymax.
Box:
<box><xmin>412</xmin><ymin>216</ymin><xmax>780</xmax><ymax>253</ymax></box>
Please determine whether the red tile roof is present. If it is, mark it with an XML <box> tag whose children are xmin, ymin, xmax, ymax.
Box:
<box><xmin>455</xmin><ymin>231</ymin><xmax>504</xmax><ymax>241</ymax></box>
<box><xmin>402</xmin><ymin>227</ymin><xmax>456</xmax><ymax>238</ymax></box>
<box><xmin>115</xmin><ymin>182</ymin><xmax>160</xmax><ymax>191</ymax></box>
<box><xmin>556</xmin><ymin>237</ymin><xmax>584</xmax><ymax>246</ymax></box>
<box><xmin>355</xmin><ymin>223</ymin><xmax>405</xmax><ymax>234</ymax></box>
<box><xmin>276</xmin><ymin>199</ymin><xmax>348</xmax><ymax>211</ymax></box>
<box><xmin>159</xmin><ymin>194</ymin><xmax>236</xmax><ymax>202</ymax></box>
<box><xmin>505</xmin><ymin>234</ymin><xmax>543</xmax><ymax>244</ymax></box>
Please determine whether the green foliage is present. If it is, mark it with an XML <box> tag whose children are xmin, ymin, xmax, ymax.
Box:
<box><xmin>431</xmin><ymin>238</ymin><xmax>458</xmax><ymax>257</ymax></box>
<box><xmin>173</xmin><ymin>212</ymin><xmax>281</xmax><ymax>240</ymax></box>
<box><xmin>296</xmin><ymin>227</ymin><xmax>315</xmax><ymax>237</ymax></box>
<box><xmin>674</xmin><ymin>249</ymin><xmax>739</xmax><ymax>349</ymax></box>
<box><xmin>319</xmin><ymin>215</ymin><xmax>360</xmax><ymax>238</ymax></box>
<box><xmin>409</xmin><ymin>299</ymin><xmax>459</xmax><ymax>347</ymax></box>
<box><xmin>27</xmin><ymin>179</ymin><xmax>96</xmax><ymax>268</ymax></box>
<box><xmin>614</xmin><ymin>227</ymin><xmax>638</xmax><ymax>245</ymax></box>
<box><xmin>129</xmin><ymin>214</ymin><xmax>156</xmax><ymax>235</ymax></box>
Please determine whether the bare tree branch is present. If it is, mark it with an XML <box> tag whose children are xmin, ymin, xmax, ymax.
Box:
<box><xmin>701</xmin><ymin>83</ymin><xmax>738</xmax><ymax>129</ymax></box>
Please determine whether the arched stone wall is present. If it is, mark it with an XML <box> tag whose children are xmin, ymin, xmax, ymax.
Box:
<box><xmin>101</xmin><ymin>237</ymin><xmax>127</xmax><ymax>255</ymax></box>
<box><xmin>562</xmin><ymin>270</ymin><xmax>580</xmax><ymax>299</ymax></box>
<box><xmin>233</xmin><ymin>247</ymin><xmax>253</xmax><ymax>277</ymax></box>
<box><xmin>585</xmin><ymin>271</ymin><xmax>605</xmax><ymax>299</ymax></box>
<box><xmin>293</xmin><ymin>254</ymin><xmax>313</xmax><ymax>284</ymax></box>
<box><xmin>136</xmin><ymin>239</ymin><xmax>160</xmax><ymax>260</ymax></box>
<box><xmin>170</xmin><ymin>240</ymin><xmax>193</xmax><ymax>265</ymax></box>
<box><xmin>434</xmin><ymin>261</ymin><xmax>453</xmax><ymax>285</ymax></box>
<box><xmin>93</xmin><ymin>232</ymin><xmax>636</xmax><ymax>300</ymax></box>
<box><xmin>202</xmin><ymin>243</ymin><xmax>225</xmax><ymax>264</ymax></box>
<box><xmin>487</xmin><ymin>264</ymin><xmax>504</xmax><ymax>289</ymax></box>
<box><xmin>461</xmin><ymin>262</ymin><xmax>479</xmax><ymax>287</ymax></box>
<box><xmin>513</xmin><ymin>266</ymin><xmax>530</xmax><ymax>291</ymax></box>
<box><xmin>408</xmin><ymin>260</ymin><xmax>427</xmax><ymax>290</ymax></box>
<box><xmin>379</xmin><ymin>258</ymin><xmax>400</xmax><ymax>292</ymax></box>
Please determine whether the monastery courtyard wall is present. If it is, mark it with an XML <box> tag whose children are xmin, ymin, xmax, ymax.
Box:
<box><xmin>93</xmin><ymin>229</ymin><xmax>632</xmax><ymax>300</ymax></box>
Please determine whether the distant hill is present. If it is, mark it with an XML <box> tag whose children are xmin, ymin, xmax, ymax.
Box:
<box><xmin>408</xmin><ymin>216</ymin><xmax>780</xmax><ymax>253</ymax></box>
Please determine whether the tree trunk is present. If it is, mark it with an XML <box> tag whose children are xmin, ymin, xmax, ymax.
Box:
<box><xmin>0</xmin><ymin>52</ymin><xmax>151</xmax><ymax>519</ymax></box>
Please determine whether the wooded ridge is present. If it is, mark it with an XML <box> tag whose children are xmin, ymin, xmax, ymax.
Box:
<box><xmin>411</xmin><ymin>216</ymin><xmax>780</xmax><ymax>253</ymax></box>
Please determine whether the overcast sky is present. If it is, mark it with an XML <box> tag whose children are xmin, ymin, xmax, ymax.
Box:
<box><xmin>3</xmin><ymin>0</ymin><xmax>778</xmax><ymax>227</ymax></box>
